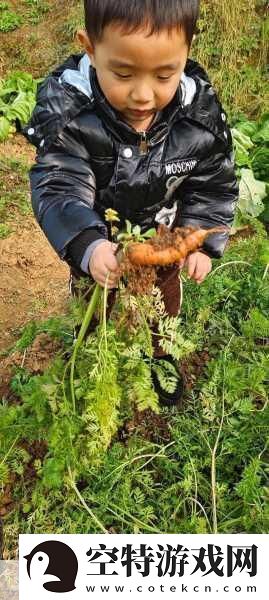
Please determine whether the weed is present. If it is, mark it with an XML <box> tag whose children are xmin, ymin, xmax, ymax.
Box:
<box><xmin>0</xmin><ymin>156</ymin><xmax>32</xmax><ymax>235</ymax></box>
<box><xmin>0</xmin><ymin>222</ymin><xmax>11</xmax><ymax>238</ymax></box>
<box><xmin>193</xmin><ymin>0</ymin><xmax>268</xmax><ymax>117</ymax></box>
<box><xmin>23</xmin><ymin>0</ymin><xmax>50</xmax><ymax>25</ymax></box>
<box><xmin>0</xmin><ymin>8</ymin><xmax>23</xmax><ymax>33</ymax></box>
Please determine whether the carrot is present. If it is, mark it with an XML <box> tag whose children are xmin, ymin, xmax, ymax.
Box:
<box><xmin>126</xmin><ymin>226</ymin><xmax>228</xmax><ymax>266</ymax></box>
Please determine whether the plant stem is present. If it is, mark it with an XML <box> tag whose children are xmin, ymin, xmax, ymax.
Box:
<box><xmin>102</xmin><ymin>276</ymin><xmax>109</xmax><ymax>353</ymax></box>
<box><xmin>209</xmin><ymin>260</ymin><xmax>252</xmax><ymax>278</ymax></box>
<box><xmin>70</xmin><ymin>283</ymin><xmax>102</xmax><ymax>412</ymax></box>
<box><xmin>211</xmin><ymin>336</ymin><xmax>234</xmax><ymax>534</ymax></box>
<box><xmin>68</xmin><ymin>466</ymin><xmax>108</xmax><ymax>533</ymax></box>
<box><xmin>0</xmin><ymin>435</ymin><xmax>19</xmax><ymax>468</ymax></box>
<box><xmin>262</xmin><ymin>263</ymin><xmax>269</xmax><ymax>280</ymax></box>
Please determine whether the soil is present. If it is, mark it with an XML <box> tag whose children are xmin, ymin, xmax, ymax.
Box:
<box><xmin>0</xmin><ymin>135</ymin><xmax>70</xmax><ymax>354</ymax></box>
<box><xmin>120</xmin><ymin>408</ymin><xmax>172</xmax><ymax>445</ymax></box>
<box><xmin>180</xmin><ymin>349</ymin><xmax>211</xmax><ymax>391</ymax></box>
<box><xmin>0</xmin><ymin>333</ymin><xmax>64</xmax><ymax>399</ymax></box>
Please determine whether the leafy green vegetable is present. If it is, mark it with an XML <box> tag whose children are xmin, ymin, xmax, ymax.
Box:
<box><xmin>232</xmin><ymin>128</ymin><xmax>253</xmax><ymax>167</ymax></box>
<box><xmin>251</xmin><ymin>147</ymin><xmax>269</xmax><ymax>182</ymax></box>
<box><xmin>234</xmin><ymin>120</ymin><xmax>258</xmax><ymax>139</ymax></box>
<box><xmin>0</xmin><ymin>115</ymin><xmax>13</xmax><ymax>141</ymax></box>
<box><xmin>0</xmin><ymin>71</ymin><xmax>43</xmax><ymax>141</ymax></box>
<box><xmin>233</xmin><ymin>113</ymin><xmax>269</xmax><ymax>224</ymax></box>
<box><xmin>238</xmin><ymin>168</ymin><xmax>267</xmax><ymax>217</ymax></box>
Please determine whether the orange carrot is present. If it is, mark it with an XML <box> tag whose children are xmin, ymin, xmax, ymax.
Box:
<box><xmin>126</xmin><ymin>226</ymin><xmax>227</xmax><ymax>266</ymax></box>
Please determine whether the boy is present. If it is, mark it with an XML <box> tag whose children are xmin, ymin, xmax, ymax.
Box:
<box><xmin>23</xmin><ymin>0</ymin><xmax>239</xmax><ymax>406</ymax></box>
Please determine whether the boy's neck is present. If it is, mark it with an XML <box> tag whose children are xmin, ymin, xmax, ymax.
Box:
<box><xmin>122</xmin><ymin>111</ymin><xmax>159</xmax><ymax>133</ymax></box>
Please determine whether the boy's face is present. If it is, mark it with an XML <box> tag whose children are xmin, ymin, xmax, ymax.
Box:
<box><xmin>78</xmin><ymin>24</ymin><xmax>189</xmax><ymax>132</ymax></box>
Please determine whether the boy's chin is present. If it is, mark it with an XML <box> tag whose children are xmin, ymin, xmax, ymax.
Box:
<box><xmin>120</xmin><ymin>110</ymin><xmax>156</xmax><ymax>131</ymax></box>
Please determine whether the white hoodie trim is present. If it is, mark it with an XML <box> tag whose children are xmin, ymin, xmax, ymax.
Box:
<box><xmin>59</xmin><ymin>53</ymin><xmax>197</xmax><ymax>106</ymax></box>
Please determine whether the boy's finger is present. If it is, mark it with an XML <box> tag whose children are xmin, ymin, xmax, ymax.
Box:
<box><xmin>102</xmin><ymin>268</ymin><xmax>120</xmax><ymax>284</ymax></box>
<box><xmin>186</xmin><ymin>254</ymin><xmax>197</xmax><ymax>278</ymax></box>
<box><xmin>196</xmin><ymin>274</ymin><xmax>206</xmax><ymax>285</ymax></box>
<box><xmin>105</xmin><ymin>258</ymin><xmax>120</xmax><ymax>273</ymax></box>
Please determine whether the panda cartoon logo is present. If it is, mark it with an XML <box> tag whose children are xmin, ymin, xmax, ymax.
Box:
<box><xmin>24</xmin><ymin>540</ymin><xmax>78</xmax><ymax>593</ymax></box>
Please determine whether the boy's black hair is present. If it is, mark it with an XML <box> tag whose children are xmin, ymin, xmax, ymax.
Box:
<box><xmin>84</xmin><ymin>0</ymin><xmax>200</xmax><ymax>48</ymax></box>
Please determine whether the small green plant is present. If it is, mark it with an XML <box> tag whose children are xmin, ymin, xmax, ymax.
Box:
<box><xmin>0</xmin><ymin>157</ymin><xmax>32</xmax><ymax>233</ymax></box>
<box><xmin>117</xmin><ymin>220</ymin><xmax>156</xmax><ymax>244</ymax></box>
<box><xmin>0</xmin><ymin>222</ymin><xmax>11</xmax><ymax>238</ymax></box>
<box><xmin>23</xmin><ymin>0</ymin><xmax>50</xmax><ymax>25</ymax></box>
<box><xmin>0</xmin><ymin>7</ymin><xmax>23</xmax><ymax>32</ymax></box>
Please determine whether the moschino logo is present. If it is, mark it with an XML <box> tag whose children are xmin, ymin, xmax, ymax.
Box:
<box><xmin>165</xmin><ymin>159</ymin><xmax>197</xmax><ymax>176</ymax></box>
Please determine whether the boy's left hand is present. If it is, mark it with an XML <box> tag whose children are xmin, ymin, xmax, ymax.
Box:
<box><xmin>179</xmin><ymin>251</ymin><xmax>212</xmax><ymax>284</ymax></box>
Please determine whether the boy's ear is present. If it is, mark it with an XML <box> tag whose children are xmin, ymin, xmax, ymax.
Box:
<box><xmin>76</xmin><ymin>29</ymin><xmax>96</xmax><ymax>66</ymax></box>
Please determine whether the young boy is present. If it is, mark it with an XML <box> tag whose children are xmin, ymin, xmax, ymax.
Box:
<box><xmin>23</xmin><ymin>0</ymin><xmax>238</xmax><ymax>406</ymax></box>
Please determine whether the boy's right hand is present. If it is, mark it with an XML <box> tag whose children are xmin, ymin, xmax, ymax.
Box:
<box><xmin>89</xmin><ymin>241</ymin><xmax>120</xmax><ymax>289</ymax></box>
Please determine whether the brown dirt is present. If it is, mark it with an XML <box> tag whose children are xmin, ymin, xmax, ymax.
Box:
<box><xmin>180</xmin><ymin>349</ymin><xmax>211</xmax><ymax>390</ymax></box>
<box><xmin>0</xmin><ymin>333</ymin><xmax>64</xmax><ymax>399</ymax></box>
<box><xmin>119</xmin><ymin>408</ymin><xmax>172</xmax><ymax>444</ymax></box>
<box><xmin>0</xmin><ymin>134</ymin><xmax>70</xmax><ymax>355</ymax></box>
<box><xmin>0</xmin><ymin>222</ymin><xmax>69</xmax><ymax>351</ymax></box>
<box><xmin>228</xmin><ymin>225</ymin><xmax>256</xmax><ymax>243</ymax></box>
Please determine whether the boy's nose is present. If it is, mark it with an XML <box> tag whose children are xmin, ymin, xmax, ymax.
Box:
<box><xmin>130</xmin><ymin>84</ymin><xmax>154</xmax><ymax>106</ymax></box>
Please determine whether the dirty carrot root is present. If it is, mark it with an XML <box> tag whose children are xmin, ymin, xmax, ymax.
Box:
<box><xmin>126</xmin><ymin>226</ymin><xmax>228</xmax><ymax>266</ymax></box>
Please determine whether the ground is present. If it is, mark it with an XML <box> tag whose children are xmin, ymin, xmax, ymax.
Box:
<box><xmin>0</xmin><ymin>0</ymin><xmax>83</xmax><ymax>354</ymax></box>
<box><xmin>0</xmin><ymin>134</ymin><xmax>69</xmax><ymax>354</ymax></box>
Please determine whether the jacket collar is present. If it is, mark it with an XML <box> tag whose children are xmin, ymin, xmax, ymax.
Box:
<box><xmin>59</xmin><ymin>53</ymin><xmax>197</xmax><ymax>146</ymax></box>
<box><xmin>24</xmin><ymin>52</ymin><xmax>227</xmax><ymax>151</ymax></box>
<box><xmin>89</xmin><ymin>64</ymin><xmax>184</xmax><ymax>146</ymax></box>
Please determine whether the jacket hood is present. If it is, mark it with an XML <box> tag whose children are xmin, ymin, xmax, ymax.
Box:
<box><xmin>23</xmin><ymin>52</ymin><xmax>229</xmax><ymax>152</ymax></box>
<box><xmin>58</xmin><ymin>53</ymin><xmax>197</xmax><ymax>107</ymax></box>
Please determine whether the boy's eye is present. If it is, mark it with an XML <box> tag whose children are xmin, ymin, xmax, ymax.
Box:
<box><xmin>158</xmin><ymin>75</ymin><xmax>173</xmax><ymax>81</ymax></box>
<box><xmin>115</xmin><ymin>73</ymin><xmax>131</xmax><ymax>79</ymax></box>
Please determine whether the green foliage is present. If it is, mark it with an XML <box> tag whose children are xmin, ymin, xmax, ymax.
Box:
<box><xmin>192</xmin><ymin>0</ymin><xmax>268</xmax><ymax>118</ymax></box>
<box><xmin>23</xmin><ymin>0</ymin><xmax>50</xmax><ymax>25</ymax></box>
<box><xmin>1</xmin><ymin>223</ymin><xmax>268</xmax><ymax>551</ymax></box>
<box><xmin>13</xmin><ymin>315</ymin><xmax>73</xmax><ymax>351</ymax></box>
<box><xmin>0</xmin><ymin>222</ymin><xmax>11</xmax><ymax>238</ymax></box>
<box><xmin>232</xmin><ymin>113</ymin><xmax>269</xmax><ymax>224</ymax></box>
<box><xmin>0</xmin><ymin>71</ymin><xmax>43</xmax><ymax>141</ymax></box>
<box><xmin>0</xmin><ymin>156</ymin><xmax>34</xmax><ymax>236</ymax></box>
<box><xmin>0</xmin><ymin>6</ymin><xmax>23</xmax><ymax>32</ymax></box>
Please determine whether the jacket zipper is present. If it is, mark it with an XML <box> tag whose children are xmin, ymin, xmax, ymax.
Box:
<box><xmin>139</xmin><ymin>131</ymin><xmax>148</xmax><ymax>154</ymax></box>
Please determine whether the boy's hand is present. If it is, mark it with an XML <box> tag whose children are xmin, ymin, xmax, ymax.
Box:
<box><xmin>179</xmin><ymin>251</ymin><xmax>212</xmax><ymax>284</ymax></box>
<box><xmin>89</xmin><ymin>241</ymin><xmax>120</xmax><ymax>289</ymax></box>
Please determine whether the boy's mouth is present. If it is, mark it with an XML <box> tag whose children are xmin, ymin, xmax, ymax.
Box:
<box><xmin>127</xmin><ymin>109</ymin><xmax>156</xmax><ymax>119</ymax></box>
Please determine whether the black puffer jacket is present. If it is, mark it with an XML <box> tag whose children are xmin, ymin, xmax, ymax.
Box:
<box><xmin>23</xmin><ymin>52</ymin><xmax>239</xmax><ymax>272</ymax></box>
